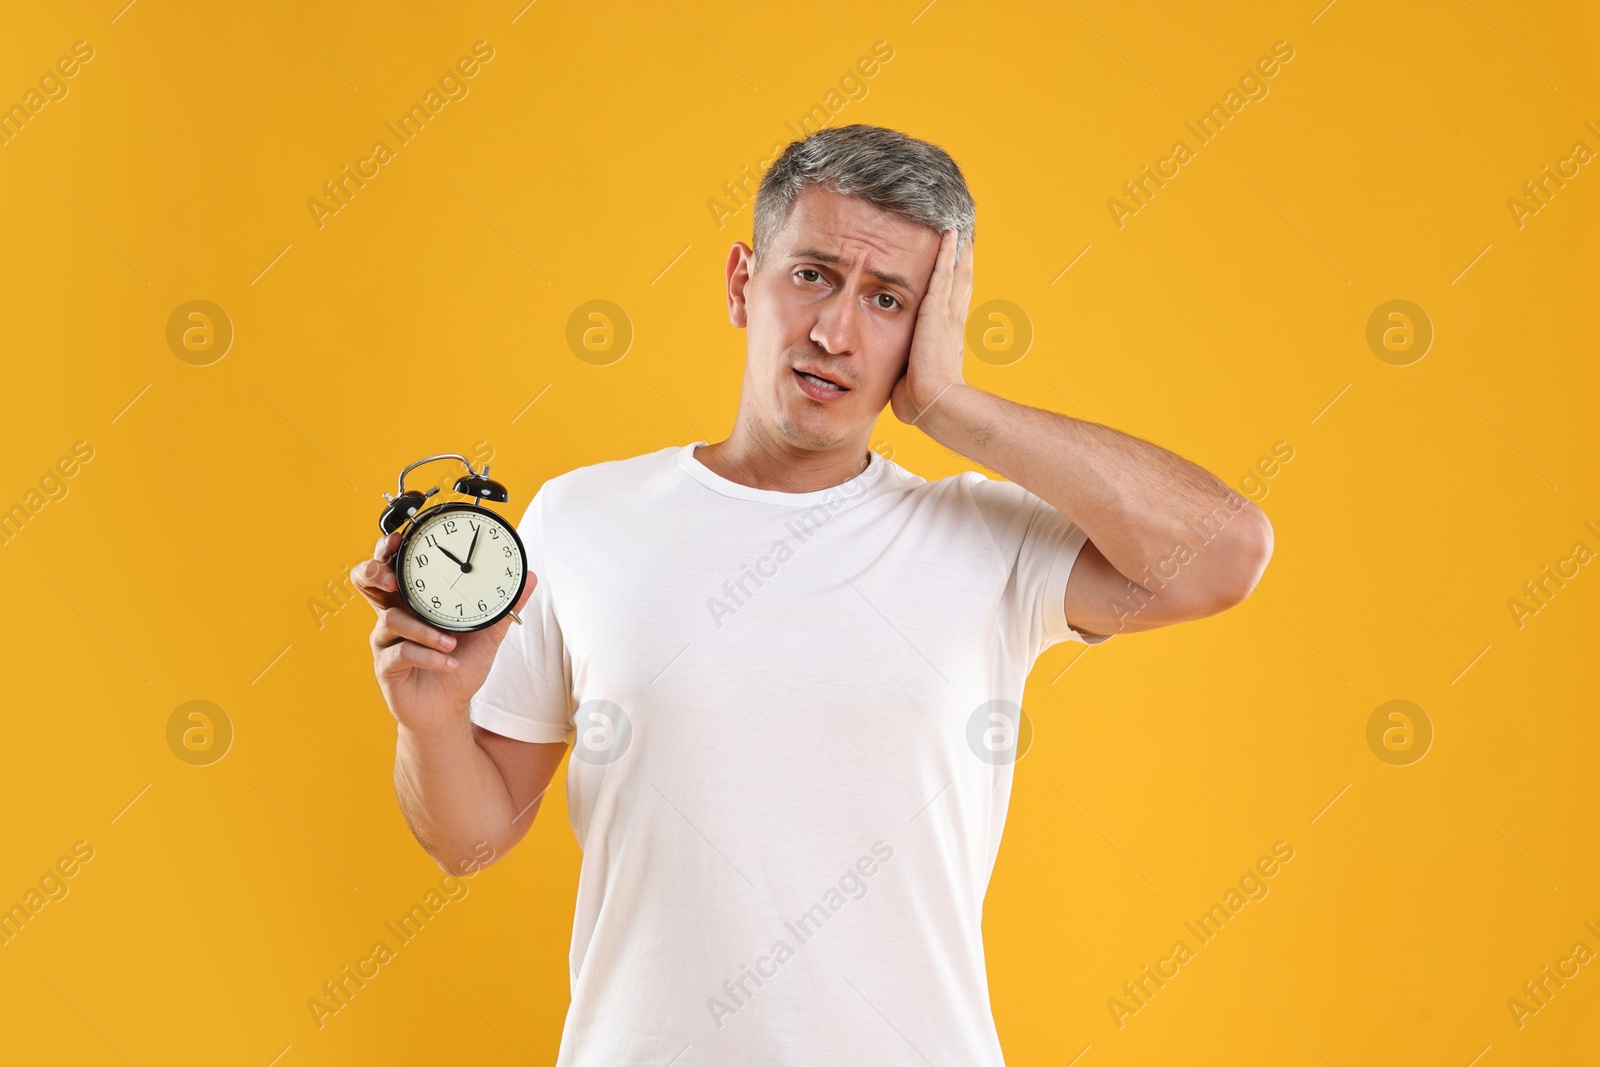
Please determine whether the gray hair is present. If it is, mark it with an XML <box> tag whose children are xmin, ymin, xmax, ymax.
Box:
<box><xmin>750</xmin><ymin>124</ymin><xmax>976</xmax><ymax>274</ymax></box>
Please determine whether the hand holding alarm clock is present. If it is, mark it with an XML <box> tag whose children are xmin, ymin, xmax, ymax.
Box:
<box><xmin>379</xmin><ymin>453</ymin><xmax>530</xmax><ymax>631</ymax></box>
<box><xmin>352</xmin><ymin>453</ymin><xmax>538</xmax><ymax>736</ymax></box>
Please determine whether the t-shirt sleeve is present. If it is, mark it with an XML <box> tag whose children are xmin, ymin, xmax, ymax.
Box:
<box><xmin>962</xmin><ymin>471</ymin><xmax>1113</xmax><ymax>665</ymax></box>
<box><xmin>468</xmin><ymin>483</ymin><xmax>576</xmax><ymax>744</ymax></box>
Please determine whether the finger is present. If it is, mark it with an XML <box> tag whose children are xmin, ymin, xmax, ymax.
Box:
<box><xmin>352</xmin><ymin>557</ymin><xmax>399</xmax><ymax>611</ymax></box>
<box><xmin>376</xmin><ymin>639</ymin><xmax>459</xmax><ymax>679</ymax></box>
<box><xmin>953</xmin><ymin>236</ymin><xmax>975</xmax><ymax>315</ymax></box>
<box><xmin>352</xmin><ymin>560</ymin><xmax>397</xmax><ymax>610</ymax></box>
<box><xmin>513</xmin><ymin>571</ymin><xmax>538</xmax><ymax>612</ymax></box>
<box><xmin>919</xmin><ymin>228</ymin><xmax>953</xmax><ymax>305</ymax></box>
<box><xmin>480</xmin><ymin>572</ymin><xmax>539</xmax><ymax>649</ymax></box>
<box><xmin>373</xmin><ymin>605</ymin><xmax>459</xmax><ymax>654</ymax></box>
<box><xmin>936</xmin><ymin>227</ymin><xmax>958</xmax><ymax>294</ymax></box>
<box><xmin>353</xmin><ymin>532</ymin><xmax>403</xmax><ymax>611</ymax></box>
<box><xmin>944</xmin><ymin>229</ymin><xmax>968</xmax><ymax>306</ymax></box>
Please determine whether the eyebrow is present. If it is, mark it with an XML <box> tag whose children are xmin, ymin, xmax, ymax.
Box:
<box><xmin>788</xmin><ymin>248</ymin><xmax>917</xmax><ymax>295</ymax></box>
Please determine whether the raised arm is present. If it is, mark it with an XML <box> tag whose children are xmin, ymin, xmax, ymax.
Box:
<box><xmin>891</xmin><ymin>228</ymin><xmax>1273</xmax><ymax>636</ymax></box>
<box><xmin>915</xmin><ymin>387</ymin><xmax>1273</xmax><ymax>635</ymax></box>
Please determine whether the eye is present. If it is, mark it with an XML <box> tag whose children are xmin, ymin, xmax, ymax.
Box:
<box><xmin>874</xmin><ymin>293</ymin><xmax>900</xmax><ymax>310</ymax></box>
<box><xmin>795</xmin><ymin>268</ymin><xmax>824</xmax><ymax>284</ymax></box>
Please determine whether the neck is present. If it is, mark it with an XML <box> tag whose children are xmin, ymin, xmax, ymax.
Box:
<box><xmin>695</xmin><ymin>420</ymin><xmax>872</xmax><ymax>494</ymax></box>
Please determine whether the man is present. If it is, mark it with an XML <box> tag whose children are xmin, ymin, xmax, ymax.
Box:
<box><xmin>354</xmin><ymin>124</ymin><xmax>1271</xmax><ymax>1063</ymax></box>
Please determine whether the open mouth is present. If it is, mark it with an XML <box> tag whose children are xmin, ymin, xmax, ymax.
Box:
<box><xmin>793</xmin><ymin>367</ymin><xmax>850</xmax><ymax>400</ymax></box>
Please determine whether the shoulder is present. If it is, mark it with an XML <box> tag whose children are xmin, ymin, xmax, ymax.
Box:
<box><xmin>874</xmin><ymin>461</ymin><xmax>1040</xmax><ymax>553</ymax></box>
<box><xmin>892</xmin><ymin>464</ymin><xmax>1033</xmax><ymax>517</ymax></box>
<box><xmin>517</xmin><ymin>445</ymin><xmax>680</xmax><ymax>526</ymax></box>
<box><xmin>911</xmin><ymin>468</ymin><xmax>1061</xmax><ymax>558</ymax></box>
<box><xmin>540</xmin><ymin>444</ymin><xmax>678</xmax><ymax>495</ymax></box>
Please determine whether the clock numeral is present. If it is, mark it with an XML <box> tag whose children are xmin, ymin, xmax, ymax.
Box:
<box><xmin>456</xmin><ymin>603</ymin><xmax>464</xmax><ymax>616</ymax></box>
<box><xmin>416</xmin><ymin>553</ymin><xmax>429</xmax><ymax>567</ymax></box>
<box><xmin>504</xmin><ymin>566</ymin><xmax>515</xmax><ymax>579</ymax></box>
<box><xmin>502</xmin><ymin>546</ymin><xmax>513</xmax><ymax>558</ymax></box>
<box><xmin>490</xmin><ymin>527</ymin><xmax>500</xmax><ymax>539</ymax></box>
<box><xmin>430</xmin><ymin>596</ymin><xmax>442</xmax><ymax>608</ymax></box>
<box><xmin>443</xmin><ymin>519</ymin><xmax>458</xmax><ymax>535</ymax></box>
<box><xmin>469</xmin><ymin>520</ymin><xmax>480</xmax><ymax>533</ymax></box>
<box><xmin>424</xmin><ymin>534</ymin><xmax>440</xmax><ymax>549</ymax></box>
<box><xmin>477</xmin><ymin>599</ymin><xmax>488</xmax><ymax>612</ymax></box>
<box><xmin>496</xmin><ymin>586</ymin><xmax>506</xmax><ymax>599</ymax></box>
<box><xmin>414</xmin><ymin>578</ymin><xmax>426</xmax><ymax>591</ymax></box>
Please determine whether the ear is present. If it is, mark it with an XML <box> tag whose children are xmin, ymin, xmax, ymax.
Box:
<box><xmin>726</xmin><ymin>242</ymin><xmax>754</xmax><ymax>329</ymax></box>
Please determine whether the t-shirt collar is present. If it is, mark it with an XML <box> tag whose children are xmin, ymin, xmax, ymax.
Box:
<box><xmin>676</xmin><ymin>440</ymin><xmax>886</xmax><ymax>507</ymax></box>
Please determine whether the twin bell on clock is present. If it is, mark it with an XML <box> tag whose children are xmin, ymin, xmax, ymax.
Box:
<box><xmin>378</xmin><ymin>453</ymin><xmax>529</xmax><ymax>633</ymax></box>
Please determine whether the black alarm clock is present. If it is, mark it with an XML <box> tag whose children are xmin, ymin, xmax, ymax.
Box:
<box><xmin>378</xmin><ymin>453</ymin><xmax>528</xmax><ymax>632</ymax></box>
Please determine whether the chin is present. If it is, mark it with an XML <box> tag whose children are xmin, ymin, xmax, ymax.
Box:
<box><xmin>773</xmin><ymin>412</ymin><xmax>846</xmax><ymax>450</ymax></box>
<box><xmin>778</xmin><ymin>424</ymin><xmax>840</xmax><ymax>450</ymax></box>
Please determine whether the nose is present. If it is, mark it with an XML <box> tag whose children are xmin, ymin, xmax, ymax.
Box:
<box><xmin>809</xmin><ymin>289</ymin><xmax>860</xmax><ymax>356</ymax></box>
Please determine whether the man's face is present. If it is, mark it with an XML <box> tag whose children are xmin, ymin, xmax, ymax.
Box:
<box><xmin>726</xmin><ymin>185</ymin><xmax>943</xmax><ymax>451</ymax></box>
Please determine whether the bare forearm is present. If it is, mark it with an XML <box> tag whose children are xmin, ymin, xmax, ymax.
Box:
<box><xmin>394</xmin><ymin>717</ymin><xmax>522</xmax><ymax>873</ymax></box>
<box><xmin>917</xmin><ymin>383</ymin><xmax>1271</xmax><ymax>609</ymax></box>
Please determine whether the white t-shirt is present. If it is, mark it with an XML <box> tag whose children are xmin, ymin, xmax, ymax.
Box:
<box><xmin>470</xmin><ymin>440</ymin><xmax>1112</xmax><ymax>1065</ymax></box>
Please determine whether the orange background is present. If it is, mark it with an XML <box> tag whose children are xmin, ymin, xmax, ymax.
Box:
<box><xmin>0</xmin><ymin>1</ymin><xmax>1595</xmax><ymax>1064</ymax></box>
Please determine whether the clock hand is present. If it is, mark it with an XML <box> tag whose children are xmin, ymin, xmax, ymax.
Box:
<box><xmin>440</xmin><ymin>526</ymin><xmax>481</xmax><ymax>591</ymax></box>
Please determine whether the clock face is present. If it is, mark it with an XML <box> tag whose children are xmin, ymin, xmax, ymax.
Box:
<box><xmin>397</xmin><ymin>505</ymin><xmax>527</xmax><ymax>631</ymax></box>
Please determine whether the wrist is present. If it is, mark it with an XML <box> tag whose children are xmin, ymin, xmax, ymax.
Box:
<box><xmin>896</xmin><ymin>377</ymin><xmax>960</xmax><ymax>427</ymax></box>
<box><xmin>911</xmin><ymin>380</ymin><xmax>978</xmax><ymax>440</ymax></box>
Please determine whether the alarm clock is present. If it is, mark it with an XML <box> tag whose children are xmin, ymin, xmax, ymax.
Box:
<box><xmin>378</xmin><ymin>453</ymin><xmax>529</xmax><ymax>633</ymax></box>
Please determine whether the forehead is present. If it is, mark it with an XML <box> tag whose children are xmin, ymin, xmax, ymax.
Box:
<box><xmin>772</xmin><ymin>185</ymin><xmax>939</xmax><ymax>281</ymax></box>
